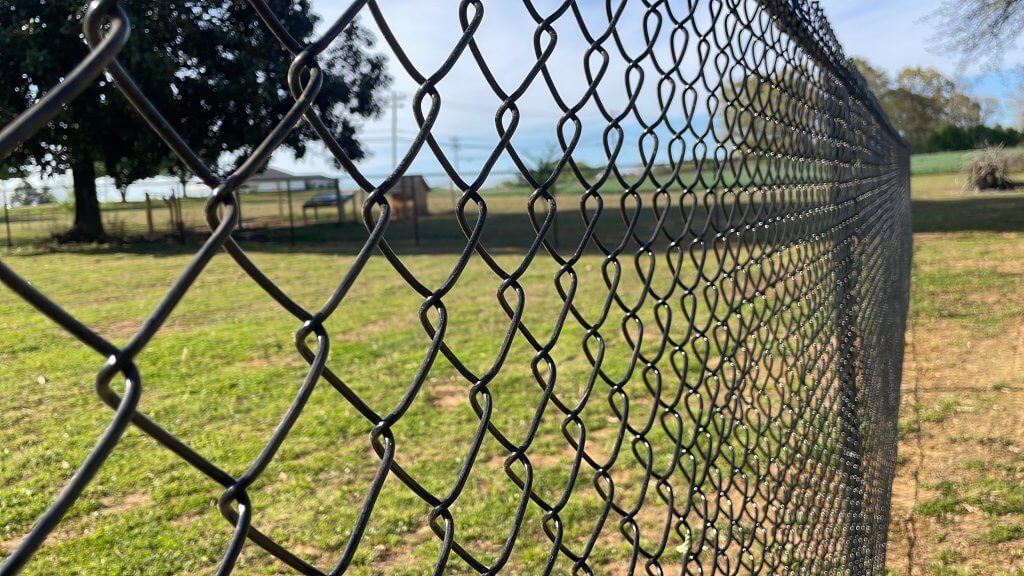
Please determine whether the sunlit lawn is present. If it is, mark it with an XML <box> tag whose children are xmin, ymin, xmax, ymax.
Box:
<box><xmin>884</xmin><ymin>172</ymin><xmax>1024</xmax><ymax>575</ymax></box>
<box><xmin>0</xmin><ymin>172</ymin><xmax>909</xmax><ymax>574</ymax></box>
<box><xmin>0</xmin><ymin>183</ymin><xmax>755</xmax><ymax>574</ymax></box>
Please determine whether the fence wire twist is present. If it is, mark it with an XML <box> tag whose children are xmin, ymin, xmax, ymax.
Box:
<box><xmin>0</xmin><ymin>0</ymin><xmax>911</xmax><ymax>574</ymax></box>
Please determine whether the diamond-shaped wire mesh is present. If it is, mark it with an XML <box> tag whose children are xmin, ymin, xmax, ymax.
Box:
<box><xmin>0</xmin><ymin>0</ymin><xmax>910</xmax><ymax>574</ymax></box>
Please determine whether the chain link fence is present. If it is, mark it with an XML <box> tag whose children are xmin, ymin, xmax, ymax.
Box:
<box><xmin>0</xmin><ymin>0</ymin><xmax>910</xmax><ymax>574</ymax></box>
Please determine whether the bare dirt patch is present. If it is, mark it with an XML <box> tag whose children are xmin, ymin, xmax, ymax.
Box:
<box><xmin>887</xmin><ymin>236</ymin><xmax>1024</xmax><ymax>575</ymax></box>
<box><xmin>428</xmin><ymin>381</ymin><xmax>468</xmax><ymax>409</ymax></box>
<box><xmin>99</xmin><ymin>492</ymin><xmax>152</xmax><ymax>515</ymax></box>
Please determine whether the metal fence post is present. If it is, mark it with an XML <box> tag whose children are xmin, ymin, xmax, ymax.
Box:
<box><xmin>145</xmin><ymin>193</ymin><xmax>154</xmax><ymax>236</ymax></box>
<box><xmin>412</xmin><ymin>186</ymin><xmax>420</xmax><ymax>247</ymax></box>
<box><xmin>335</xmin><ymin>179</ymin><xmax>344</xmax><ymax>225</ymax></box>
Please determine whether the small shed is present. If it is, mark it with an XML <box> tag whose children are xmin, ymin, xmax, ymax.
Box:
<box><xmin>390</xmin><ymin>175</ymin><xmax>430</xmax><ymax>220</ymax></box>
<box><xmin>243</xmin><ymin>168</ymin><xmax>337</xmax><ymax>193</ymax></box>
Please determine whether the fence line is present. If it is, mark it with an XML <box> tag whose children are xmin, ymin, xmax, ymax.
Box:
<box><xmin>0</xmin><ymin>0</ymin><xmax>910</xmax><ymax>574</ymax></box>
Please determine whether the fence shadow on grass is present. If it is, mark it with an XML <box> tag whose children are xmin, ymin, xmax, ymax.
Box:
<box><xmin>912</xmin><ymin>192</ymin><xmax>1024</xmax><ymax>233</ymax></box>
<box><xmin>23</xmin><ymin>202</ymin><xmax>734</xmax><ymax>259</ymax></box>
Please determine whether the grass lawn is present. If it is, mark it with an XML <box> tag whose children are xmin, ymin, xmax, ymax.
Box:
<box><xmin>0</xmin><ymin>251</ymin><xmax>670</xmax><ymax>574</ymax></box>
<box><xmin>2</xmin><ymin>182</ymin><xmax>802</xmax><ymax>574</ymax></box>
<box><xmin>911</xmin><ymin>147</ymin><xmax>1024</xmax><ymax>176</ymax></box>
<box><xmin>6</xmin><ymin>169</ymin><xmax>1019</xmax><ymax>575</ymax></box>
<box><xmin>910</xmin><ymin>151</ymin><xmax>975</xmax><ymax>176</ymax></box>
<box><xmin>884</xmin><ymin>175</ymin><xmax>1024</xmax><ymax>575</ymax></box>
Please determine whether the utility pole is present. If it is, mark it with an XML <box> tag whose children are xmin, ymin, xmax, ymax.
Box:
<box><xmin>3</xmin><ymin>188</ymin><xmax>12</xmax><ymax>249</ymax></box>
<box><xmin>449</xmin><ymin>136</ymin><xmax>460</xmax><ymax>211</ymax></box>
<box><xmin>389</xmin><ymin>91</ymin><xmax>407</xmax><ymax>168</ymax></box>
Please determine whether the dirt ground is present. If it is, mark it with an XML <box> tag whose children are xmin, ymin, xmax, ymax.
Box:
<box><xmin>886</xmin><ymin>176</ymin><xmax>1024</xmax><ymax>575</ymax></box>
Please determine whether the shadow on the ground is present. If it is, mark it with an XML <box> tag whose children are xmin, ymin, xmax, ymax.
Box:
<box><xmin>912</xmin><ymin>193</ymin><xmax>1024</xmax><ymax>233</ymax></box>
<box><xmin>14</xmin><ymin>204</ymin><xmax>730</xmax><ymax>258</ymax></box>
<box><xmin>21</xmin><ymin>189</ymin><xmax>996</xmax><ymax>258</ymax></box>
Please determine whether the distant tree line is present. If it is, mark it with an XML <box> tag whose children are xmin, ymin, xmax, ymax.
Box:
<box><xmin>854</xmin><ymin>59</ymin><xmax>1021</xmax><ymax>153</ymax></box>
<box><xmin>923</xmin><ymin>124</ymin><xmax>1024</xmax><ymax>153</ymax></box>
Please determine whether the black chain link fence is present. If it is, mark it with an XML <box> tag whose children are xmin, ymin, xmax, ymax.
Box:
<box><xmin>0</xmin><ymin>0</ymin><xmax>910</xmax><ymax>573</ymax></box>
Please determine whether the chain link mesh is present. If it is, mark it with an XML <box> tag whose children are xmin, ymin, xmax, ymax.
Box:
<box><xmin>0</xmin><ymin>0</ymin><xmax>911</xmax><ymax>573</ymax></box>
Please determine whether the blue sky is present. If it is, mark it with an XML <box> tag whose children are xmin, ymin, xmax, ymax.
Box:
<box><xmin>267</xmin><ymin>0</ymin><xmax>1024</xmax><ymax>187</ymax></box>
<box><xmin>818</xmin><ymin>0</ymin><xmax>1023</xmax><ymax>123</ymax></box>
<box><xmin>16</xmin><ymin>0</ymin><xmax>1023</xmax><ymax>200</ymax></box>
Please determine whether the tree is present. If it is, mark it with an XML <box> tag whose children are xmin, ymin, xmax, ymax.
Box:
<box><xmin>892</xmin><ymin>68</ymin><xmax>981</xmax><ymax>128</ymax></box>
<box><xmin>716</xmin><ymin>67</ymin><xmax>814</xmax><ymax>156</ymax></box>
<box><xmin>925</xmin><ymin>123</ymin><xmax>1024</xmax><ymax>151</ymax></box>
<box><xmin>851</xmin><ymin>58</ymin><xmax>892</xmax><ymax>98</ymax></box>
<box><xmin>100</xmin><ymin>127</ymin><xmax>169</xmax><ymax>203</ymax></box>
<box><xmin>849</xmin><ymin>62</ymin><xmax>983</xmax><ymax>151</ymax></box>
<box><xmin>0</xmin><ymin>1</ymin><xmax>389</xmax><ymax>241</ymax></box>
<box><xmin>930</xmin><ymin>0</ymin><xmax>1024</xmax><ymax>68</ymax></box>
<box><xmin>716</xmin><ymin>68</ymin><xmax>794</xmax><ymax>153</ymax></box>
<box><xmin>525</xmin><ymin>147</ymin><xmax>565</xmax><ymax>249</ymax></box>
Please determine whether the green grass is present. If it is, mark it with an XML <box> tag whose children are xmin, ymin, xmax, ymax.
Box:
<box><xmin>984</xmin><ymin>522</ymin><xmax>1024</xmax><ymax>544</ymax></box>
<box><xmin>919</xmin><ymin>397</ymin><xmax>961</xmax><ymax>425</ymax></box>
<box><xmin>911</xmin><ymin>151</ymin><xmax>973</xmax><ymax>176</ymax></box>
<box><xmin>8</xmin><ymin>167</ymin><xmax>1024</xmax><ymax>574</ymax></box>
<box><xmin>0</xmin><ymin>248</ymin><xmax>646</xmax><ymax>573</ymax></box>
<box><xmin>915</xmin><ymin>473</ymin><xmax>1024</xmax><ymax>521</ymax></box>
<box><xmin>885</xmin><ymin>170</ymin><xmax>1024</xmax><ymax>574</ymax></box>
<box><xmin>910</xmin><ymin>147</ymin><xmax>1024</xmax><ymax>176</ymax></box>
<box><xmin>2</xmin><ymin>180</ymin><xmax>840</xmax><ymax>574</ymax></box>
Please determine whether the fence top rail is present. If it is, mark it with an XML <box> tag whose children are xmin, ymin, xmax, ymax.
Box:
<box><xmin>759</xmin><ymin>0</ymin><xmax>906</xmax><ymax>145</ymax></box>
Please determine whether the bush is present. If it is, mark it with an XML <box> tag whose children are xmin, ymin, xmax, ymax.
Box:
<box><xmin>962</xmin><ymin>146</ymin><xmax>1023</xmax><ymax>192</ymax></box>
<box><xmin>10</xmin><ymin>183</ymin><xmax>55</xmax><ymax>207</ymax></box>
<box><xmin>923</xmin><ymin>124</ymin><xmax>1024</xmax><ymax>154</ymax></box>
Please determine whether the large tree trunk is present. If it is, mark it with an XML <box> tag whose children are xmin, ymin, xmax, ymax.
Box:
<box><xmin>64</xmin><ymin>156</ymin><xmax>105</xmax><ymax>241</ymax></box>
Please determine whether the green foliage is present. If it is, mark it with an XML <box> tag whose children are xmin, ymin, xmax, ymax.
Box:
<box><xmin>0</xmin><ymin>1</ymin><xmax>390</xmax><ymax>238</ymax></box>
<box><xmin>850</xmin><ymin>59</ymin><xmax>1015</xmax><ymax>153</ymax></box>
<box><xmin>984</xmin><ymin>522</ymin><xmax>1024</xmax><ymax>544</ymax></box>
<box><xmin>9</xmin><ymin>182</ymin><xmax>55</xmax><ymax>207</ymax></box>
<box><xmin>926</xmin><ymin>124</ymin><xmax>1024</xmax><ymax>153</ymax></box>
<box><xmin>883</xmin><ymin>68</ymin><xmax>980</xmax><ymax>151</ymax></box>
<box><xmin>717</xmin><ymin>68</ymin><xmax>803</xmax><ymax>154</ymax></box>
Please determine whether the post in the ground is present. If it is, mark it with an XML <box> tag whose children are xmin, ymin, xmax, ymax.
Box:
<box><xmin>412</xmin><ymin>186</ymin><xmax>420</xmax><ymax>247</ymax></box>
<box><xmin>287</xmin><ymin>185</ymin><xmax>295</xmax><ymax>246</ymax></box>
<box><xmin>335</xmin><ymin>179</ymin><xmax>344</xmax><ymax>225</ymax></box>
<box><xmin>145</xmin><ymin>193</ymin><xmax>154</xmax><ymax>236</ymax></box>
<box><xmin>3</xmin><ymin>189</ymin><xmax>12</xmax><ymax>249</ymax></box>
<box><xmin>277</xmin><ymin>182</ymin><xmax>284</xmax><ymax>219</ymax></box>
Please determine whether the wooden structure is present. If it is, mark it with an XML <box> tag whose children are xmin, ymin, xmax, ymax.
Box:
<box><xmin>241</xmin><ymin>167</ymin><xmax>337</xmax><ymax>193</ymax></box>
<box><xmin>390</xmin><ymin>175</ymin><xmax>430</xmax><ymax>221</ymax></box>
<box><xmin>302</xmin><ymin>192</ymin><xmax>355</xmax><ymax>224</ymax></box>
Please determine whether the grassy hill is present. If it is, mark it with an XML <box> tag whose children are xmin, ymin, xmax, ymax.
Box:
<box><xmin>911</xmin><ymin>150</ymin><xmax>972</xmax><ymax>175</ymax></box>
<box><xmin>911</xmin><ymin>147</ymin><xmax>1024</xmax><ymax>176</ymax></box>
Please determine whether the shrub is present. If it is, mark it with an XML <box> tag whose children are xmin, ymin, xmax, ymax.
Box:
<box><xmin>962</xmin><ymin>146</ymin><xmax>1023</xmax><ymax>192</ymax></box>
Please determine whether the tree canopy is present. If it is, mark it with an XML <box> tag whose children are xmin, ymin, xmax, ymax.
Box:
<box><xmin>930</xmin><ymin>0</ymin><xmax>1024</xmax><ymax>68</ymax></box>
<box><xmin>0</xmin><ymin>1</ymin><xmax>390</xmax><ymax>240</ymax></box>
<box><xmin>850</xmin><ymin>59</ymin><xmax>1009</xmax><ymax>152</ymax></box>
